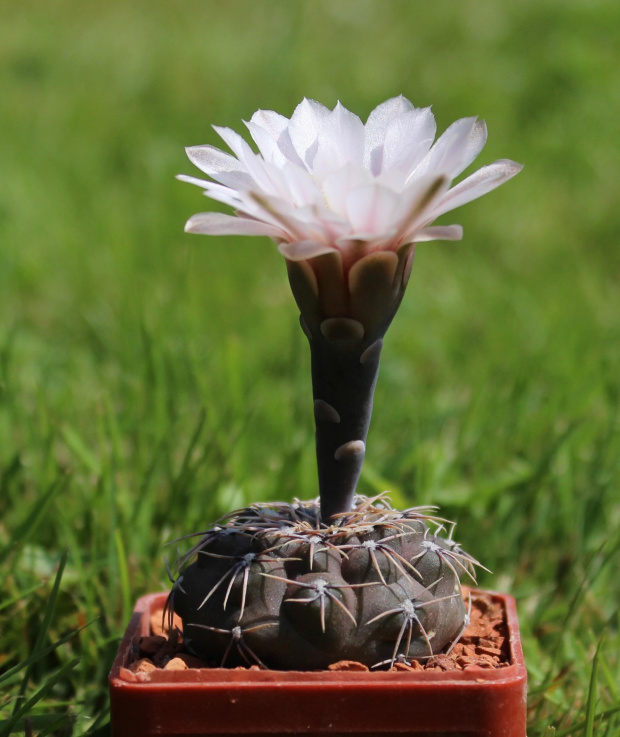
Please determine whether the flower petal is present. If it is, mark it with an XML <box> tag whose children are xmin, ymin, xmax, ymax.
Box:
<box><xmin>244</xmin><ymin>120</ymin><xmax>287</xmax><ymax>166</ymax></box>
<box><xmin>213</xmin><ymin>125</ymin><xmax>278</xmax><ymax>194</ymax></box>
<box><xmin>176</xmin><ymin>175</ymin><xmax>245</xmax><ymax>209</ymax></box>
<box><xmin>431</xmin><ymin>159</ymin><xmax>523</xmax><ymax>217</ymax></box>
<box><xmin>248</xmin><ymin>192</ymin><xmax>327</xmax><ymax>241</ymax></box>
<box><xmin>287</xmin><ymin>202</ymin><xmax>349</xmax><ymax>243</ymax></box>
<box><xmin>394</xmin><ymin>174</ymin><xmax>451</xmax><ymax>240</ymax></box>
<box><xmin>248</xmin><ymin>109</ymin><xmax>290</xmax><ymax>140</ymax></box>
<box><xmin>314</xmin><ymin>102</ymin><xmax>365</xmax><ymax>172</ymax></box>
<box><xmin>382</xmin><ymin>107</ymin><xmax>437</xmax><ymax>178</ymax></box>
<box><xmin>364</xmin><ymin>95</ymin><xmax>415</xmax><ymax>172</ymax></box>
<box><xmin>184</xmin><ymin>212</ymin><xmax>287</xmax><ymax>238</ymax></box>
<box><xmin>185</xmin><ymin>145</ymin><xmax>254</xmax><ymax>189</ymax></box>
<box><xmin>454</xmin><ymin>119</ymin><xmax>488</xmax><ymax>177</ymax></box>
<box><xmin>287</xmin><ymin>98</ymin><xmax>331</xmax><ymax>166</ymax></box>
<box><xmin>247</xmin><ymin>109</ymin><xmax>304</xmax><ymax>167</ymax></box>
<box><xmin>408</xmin><ymin>225</ymin><xmax>464</xmax><ymax>242</ymax></box>
<box><xmin>321</xmin><ymin>163</ymin><xmax>373</xmax><ymax>217</ymax></box>
<box><xmin>278</xmin><ymin>240</ymin><xmax>338</xmax><ymax>261</ymax></box>
<box><xmin>414</xmin><ymin>117</ymin><xmax>485</xmax><ymax>180</ymax></box>
<box><xmin>345</xmin><ymin>184</ymin><xmax>400</xmax><ymax>235</ymax></box>
<box><xmin>176</xmin><ymin>173</ymin><xmax>213</xmax><ymax>189</ymax></box>
<box><xmin>280</xmin><ymin>161</ymin><xmax>323</xmax><ymax>208</ymax></box>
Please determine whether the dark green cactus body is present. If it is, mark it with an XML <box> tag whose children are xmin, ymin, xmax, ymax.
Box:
<box><xmin>170</xmin><ymin>496</ymin><xmax>480</xmax><ymax>670</ymax></box>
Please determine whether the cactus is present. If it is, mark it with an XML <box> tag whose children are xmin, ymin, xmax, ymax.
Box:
<box><xmin>171</xmin><ymin>98</ymin><xmax>520</xmax><ymax>670</ymax></box>
<box><xmin>169</xmin><ymin>495</ymin><xmax>483</xmax><ymax>670</ymax></box>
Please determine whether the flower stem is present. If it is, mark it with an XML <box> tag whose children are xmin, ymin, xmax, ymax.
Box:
<box><xmin>309</xmin><ymin>325</ymin><xmax>383</xmax><ymax>522</ymax></box>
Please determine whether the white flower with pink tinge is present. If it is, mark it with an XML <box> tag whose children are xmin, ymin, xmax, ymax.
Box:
<box><xmin>179</xmin><ymin>96</ymin><xmax>522</xmax><ymax>268</ymax></box>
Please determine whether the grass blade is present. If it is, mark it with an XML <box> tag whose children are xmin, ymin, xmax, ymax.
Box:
<box><xmin>585</xmin><ymin>639</ymin><xmax>602</xmax><ymax>737</ymax></box>
<box><xmin>11</xmin><ymin>551</ymin><xmax>68</xmax><ymax>716</ymax></box>
<box><xmin>114</xmin><ymin>529</ymin><xmax>132</xmax><ymax>623</ymax></box>
<box><xmin>0</xmin><ymin>658</ymin><xmax>81</xmax><ymax>736</ymax></box>
<box><xmin>0</xmin><ymin>479</ymin><xmax>64</xmax><ymax>575</ymax></box>
<box><xmin>0</xmin><ymin>623</ymin><xmax>91</xmax><ymax>687</ymax></box>
<box><xmin>0</xmin><ymin>714</ymin><xmax>66</xmax><ymax>735</ymax></box>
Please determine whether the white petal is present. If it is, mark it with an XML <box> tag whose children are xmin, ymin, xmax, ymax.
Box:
<box><xmin>248</xmin><ymin>192</ymin><xmax>325</xmax><ymax>241</ymax></box>
<box><xmin>212</xmin><ymin>125</ymin><xmax>249</xmax><ymax>160</ymax></box>
<box><xmin>321</xmin><ymin>102</ymin><xmax>365</xmax><ymax>165</ymax></box>
<box><xmin>286</xmin><ymin>202</ymin><xmax>349</xmax><ymax>243</ymax></box>
<box><xmin>321</xmin><ymin>163</ymin><xmax>373</xmax><ymax>217</ymax></box>
<box><xmin>454</xmin><ymin>119</ymin><xmax>488</xmax><ymax>177</ymax></box>
<box><xmin>249</xmin><ymin>109</ymin><xmax>290</xmax><ymax>140</ymax></box>
<box><xmin>244</xmin><ymin>121</ymin><xmax>287</xmax><ymax>166</ymax></box>
<box><xmin>381</xmin><ymin>107</ymin><xmax>437</xmax><ymax>177</ymax></box>
<box><xmin>278</xmin><ymin>240</ymin><xmax>337</xmax><ymax>261</ymax></box>
<box><xmin>288</xmin><ymin>98</ymin><xmax>331</xmax><ymax>165</ymax></box>
<box><xmin>364</xmin><ymin>95</ymin><xmax>415</xmax><ymax>170</ymax></box>
<box><xmin>185</xmin><ymin>145</ymin><xmax>253</xmax><ymax>189</ymax></box>
<box><xmin>276</xmin><ymin>126</ymin><xmax>305</xmax><ymax>167</ymax></box>
<box><xmin>206</xmin><ymin>188</ymin><xmax>252</xmax><ymax>211</ymax></box>
<box><xmin>408</xmin><ymin>225</ymin><xmax>464</xmax><ymax>242</ymax></box>
<box><xmin>345</xmin><ymin>184</ymin><xmax>400</xmax><ymax>235</ymax></box>
<box><xmin>213</xmin><ymin>126</ymin><xmax>277</xmax><ymax>194</ymax></box>
<box><xmin>337</xmin><ymin>230</ymin><xmax>399</xmax><ymax>247</ymax></box>
<box><xmin>281</xmin><ymin>161</ymin><xmax>322</xmax><ymax>208</ymax></box>
<box><xmin>431</xmin><ymin>159</ymin><xmax>523</xmax><ymax>217</ymax></box>
<box><xmin>215</xmin><ymin>125</ymin><xmax>310</xmax><ymax>207</ymax></box>
<box><xmin>176</xmin><ymin>174</ymin><xmax>244</xmax><ymax>209</ymax></box>
<box><xmin>414</xmin><ymin>117</ymin><xmax>484</xmax><ymax>180</ymax></box>
<box><xmin>311</xmin><ymin>103</ymin><xmax>366</xmax><ymax>178</ymax></box>
<box><xmin>248</xmin><ymin>109</ymin><xmax>304</xmax><ymax>166</ymax></box>
<box><xmin>394</xmin><ymin>174</ymin><xmax>450</xmax><ymax>240</ymax></box>
<box><xmin>185</xmin><ymin>212</ymin><xmax>286</xmax><ymax>238</ymax></box>
<box><xmin>177</xmin><ymin>173</ymin><xmax>214</xmax><ymax>189</ymax></box>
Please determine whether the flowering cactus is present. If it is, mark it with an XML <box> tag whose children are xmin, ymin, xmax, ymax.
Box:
<box><xmin>170</xmin><ymin>97</ymin><xmax>521</xmax><ymax>669</ymax></box>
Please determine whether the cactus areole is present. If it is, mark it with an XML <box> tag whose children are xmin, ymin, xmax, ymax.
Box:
<box><xmin>171</xmin><ymin>97</ymin><xmax>522</xmax><ymax>669</ymax></box>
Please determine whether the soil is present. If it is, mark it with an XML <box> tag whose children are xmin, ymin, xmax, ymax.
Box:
<box><xmin>128</xmin><ymin>591</ymin><xmax>510</xmax><ymax>674</ymax></box>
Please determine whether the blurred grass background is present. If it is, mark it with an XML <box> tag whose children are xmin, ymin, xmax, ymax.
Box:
<box><xmin>1</xmin><ymin>0</ymin><xmax>619</xmax><ymax>734</ymax></box>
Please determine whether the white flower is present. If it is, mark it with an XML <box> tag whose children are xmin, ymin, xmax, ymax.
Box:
<box><xmin>179</xmin><ymin>96</ymin><xmax>522</xmax><ymax>267</ymax></box>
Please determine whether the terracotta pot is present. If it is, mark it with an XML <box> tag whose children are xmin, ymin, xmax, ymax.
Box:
<box><xmin>109</xmin><ymin>590</ymin><xmax>527</xmax><ymax>737</ymax></box>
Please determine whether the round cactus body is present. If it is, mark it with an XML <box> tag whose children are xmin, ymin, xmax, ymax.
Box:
<box><xmin>169</xmin><ymin>495</ymin><xmax>481</xmax><ymax>670</ymax></box>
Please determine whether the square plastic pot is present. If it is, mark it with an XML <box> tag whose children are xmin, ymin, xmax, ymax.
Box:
<box><xmin>109</xmin><ymin>590</ymin><xmax>527</xmax><ymax>737</ymax></box>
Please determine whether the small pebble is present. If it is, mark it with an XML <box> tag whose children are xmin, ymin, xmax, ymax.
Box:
<box><xmin>129</xmin><ymin>658</ymin><xmax>157</xmax><ymax>674</ymax></box>
<box><xmin>328</xmin><ymin>660</ymin><xmax>369</xmax><ymax>672</ymax></box>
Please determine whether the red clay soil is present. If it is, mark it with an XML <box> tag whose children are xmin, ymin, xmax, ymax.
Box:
<box><xmin>127</xmin><ymin>592</ymin><xmax>510</xmax><ymax>675</ymax></box>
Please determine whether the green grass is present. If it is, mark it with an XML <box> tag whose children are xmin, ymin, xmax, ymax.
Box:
<box><xmin>1</xmin><ymin>0</ymin><xmax>619</xmax><ymax>734</ymax></box>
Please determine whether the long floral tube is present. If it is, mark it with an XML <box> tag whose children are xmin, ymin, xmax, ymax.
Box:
<box><xmin>287</xmin><ymin>246</ymin><xmax>411</xmax><ymax>521</ymax></box>
<box><xmin>309</xmin><ymin>323</ymin><xmax>383</xmax><ymax>522</ymax></box>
